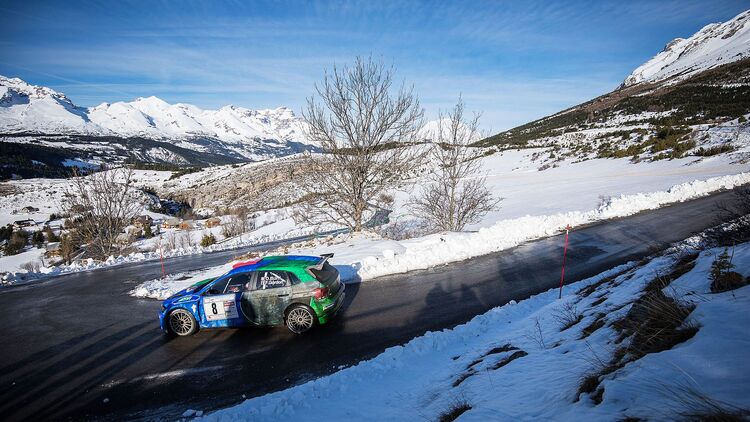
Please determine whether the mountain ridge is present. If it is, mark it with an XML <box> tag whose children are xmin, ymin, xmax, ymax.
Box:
<box><xmin>0</xmin><ymin>75</ymin><xmax>315</xmax><ymax>162</ymax></box>
<box><xmin>622</xmin><ymin>9</ymin><xmax>750</xmax><ymax>87</ymax></box>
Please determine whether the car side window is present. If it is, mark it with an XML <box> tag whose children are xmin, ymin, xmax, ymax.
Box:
<box><xmin>225</xmin><ymin>273</ymin><xmax>250</xmax><ymax>293</ymax></box>
<box><xmin>287</xmin><ymin>271</ymin><xmax>301</xmax><ymax>285</ymax></box>
<box><xmin>206</xmin><ymin>277</ymin><xmax>230</xmax><ymax>295</ymax></box>
<box><xmin>254</xmin><ymin>271</ymin><xmax>290</xmax><ymax>290</ymax></box>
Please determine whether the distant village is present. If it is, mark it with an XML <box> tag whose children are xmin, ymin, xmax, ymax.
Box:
<box><xmin>2</xmin><ymin>204</ymin><xmax>234</xmax><ymax>271</ymax></box>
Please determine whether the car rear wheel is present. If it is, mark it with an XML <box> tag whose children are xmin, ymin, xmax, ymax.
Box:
<box><xmin>168</xmin><ymin>309</ymin><xmax>197</xmax><ymax>336</ymax></box>
<box><xmin>285</xmin><ymin>305</ymin><xmax>315</xmax><ymax>334</ymax></box>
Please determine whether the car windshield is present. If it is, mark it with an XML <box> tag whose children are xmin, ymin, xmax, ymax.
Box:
<box><xmin>309</xmin><ymin>262</ymin><xmax>338</xmax><ymax>285</ymax></box>
<box><xmin>186</xmin><ymin>278</ymin><xmax>215</xmax><ymax>293</ymax></box>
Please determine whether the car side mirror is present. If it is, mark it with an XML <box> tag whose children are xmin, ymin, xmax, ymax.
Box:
<box><xmin>206</xmin><ymin>288</ymin><xmax>219</xmax><ymax>295</ymax></box>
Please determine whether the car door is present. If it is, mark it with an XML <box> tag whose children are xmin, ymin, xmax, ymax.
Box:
<box><xmin>244</xmin><ymin>270</ymin><xmax>293</xmax><ymax>326</ymax></box>
<box><xmin>199</xmin><ymin>273</ymin><xmax>251</xmax><ymax>328</ymax></box>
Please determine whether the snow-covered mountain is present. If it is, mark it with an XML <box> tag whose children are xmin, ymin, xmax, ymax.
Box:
<box><xmin>86</xmin><ymin>98</ymin><xmax>307</xmax><ymax>146</ymax></box>
<box><xmin>0</xmin><ymin>75</ymin><xmax>315</xmax><ymax>162</ymax></box>
<box><xmin>622</xmin><ymin>9</ymin><xmax>750</xmax><ymax>87</ymax></box>
<box><xmin>481</xmin><ymin>11</ymin><xmax>750</xmax><ymax>166</ymax></box>
<box><xmin>0</xmin><ymin>76</ymin><xmax>96</xmax><ymax>135</ymax></box>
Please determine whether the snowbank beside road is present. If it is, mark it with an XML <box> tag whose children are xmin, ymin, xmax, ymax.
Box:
<box><xmin>1</xmin><ymin>226</ymin><xmax>330</xmax><ymax>286</ymax></box>
<box><xmin>130</xmin><ymin>173</ymin><xmax>749</xmax><ymax>300</ymax></box>
<box><xmin>129</xmin><ymin>265</ymin><xmax>233</xmax><ymax>300</ymax></box>
<box><xmin>195</xmin><ymin>238</ymin><xmax>750</xmax><ymax>421</ymax></box>
<box><xmin>350</xmin><ymin>172</ymin><xmax>750</xmax><ymax>280</ymax></box>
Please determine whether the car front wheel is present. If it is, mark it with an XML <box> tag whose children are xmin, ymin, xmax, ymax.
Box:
<box><xmin>285</xmin><ymin>305</ymin><xmax>315</xmax><ymax>334</ymax></box>
<box><xmin>168</xmin><ymin>308</ymin><xmax>197</xmax><ymax>336</ymax></box>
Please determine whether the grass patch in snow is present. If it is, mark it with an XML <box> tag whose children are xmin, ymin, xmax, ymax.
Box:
<box><xmin>666</xmin><ymin>383</ymin><xmax>750</xmax><ymax>421</ymax></box>
<box><xmin>552</xmin><ymin>301</ymin><xmax>583</xmax><ymax>331</ymax></box>
<box><xmin>490</xmin><ymin>350</ymin><xmax>529</xmax><ymax>370</ymax></box>
<box><xmin>579</xmin><ymin>313</ymin><xmax>606</xmax><ymax>340</ymax></box>
<box><xmin>577</xmin><ymin>270</ymin><xmax>700</xmax><ymax>404</ymax></box>
<box><xmin>437</xmin><ymin>400</ymin><xmax>472</xmax><ymax>422</ymax></box>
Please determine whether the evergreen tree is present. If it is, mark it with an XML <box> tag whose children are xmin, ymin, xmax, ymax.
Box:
<box><xmin>43</xmin><ymin>225</ymin><xmax>60</xmax><ymax>242</ymax></box>
<box><xmin>5</xmin><ymin>230</ymin><xmax>28</xmax><ymax>255</ymax></box>
<box><xmin>710</xmin><ymin>248</ymin><xmax>733</xmax><ymax>284</ymax></box>
<box><xmin>200</xmin><ymin>233</ymin><xmax>216</xmax><ymax>247</ymax></box>
<box><xmin>32</xmin><ymin>230</ymin><xmax>45</xmax><ymax>247</ymax></box>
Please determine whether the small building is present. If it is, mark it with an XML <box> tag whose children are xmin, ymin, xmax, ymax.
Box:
<box><xmin>162</xmin><ymin>217</ymin><xmax>181</xmax><ymax>229</ymax></box>
<box><xmin>125</xmin><ymin>225</ymin><xmax>142</xmax><ymax>236</ymax></box>
<box><xmin>13</xmin><ymin>219</ymin><xmax>36</xmax><ymax>228</ymax></box>
<box><xmin>178</xmin><ymin>220</ymin><xmax>194</xmax><ymax>231</ymax></box>
<box><xmin>206</xmin><ymin>217</ymin><xmax>221</xmax><ymax>228</ymax></box>
<box><xmin>20</xmin><ymin>206</ymin><xmax>40</xmax><ymax>213</ymax></box>
<box><xmin>45</xmin><ymin>242</ymin><xmax>62</xmax><ymax>257</ymax></box>
<box><xmin>133</xmin><ymin>215</ymin><xmax>154</xmax><ymax>229</ymax></box>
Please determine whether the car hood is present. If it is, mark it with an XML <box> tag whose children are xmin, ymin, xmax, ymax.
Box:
<box><xmin>162</xmin><ymin>278</ymin><xmax>214</xmax><ymax>307</ymax></box>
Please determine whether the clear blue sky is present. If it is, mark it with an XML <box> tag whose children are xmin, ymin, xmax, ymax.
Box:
<box><xmin>1</xmin><ymin>0</ymin><xmax>747</xmax><ymax>132</ymax></box>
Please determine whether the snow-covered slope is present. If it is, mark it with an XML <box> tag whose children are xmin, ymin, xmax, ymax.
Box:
<box><xmin>0</xmin><ymin>75</ymin><xmax>314</xmax><ymax>160</ymax></box>
<box><xmin>195</xmin><ymin>237</ymin><xmax>750</xmax><ymax>421</ymax></box>
<box><xmin>623</xmin><ymin>9</ymin><xmax>750</xmax><ymax>87</ymax></box>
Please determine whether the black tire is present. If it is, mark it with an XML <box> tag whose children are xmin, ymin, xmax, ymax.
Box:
<box><xmin>167</xmin><ymin>308</ymin><xmax>198</xmax><ymax>336</ymax></box>
<box><xmin>285</xmin><ymin>304</ymin><xmax>316</xmax><ymax>334</ymax></box>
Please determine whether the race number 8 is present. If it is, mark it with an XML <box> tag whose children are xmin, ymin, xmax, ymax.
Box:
<box><xmin>204</xmin><ymin>295</ymin><xmax>237</xmax><ymax>321</ymax></box>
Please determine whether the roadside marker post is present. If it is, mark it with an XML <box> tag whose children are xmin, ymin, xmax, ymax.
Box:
<box><xmin>559</xmin><ymin>225</ymin><xmax>571</xmax><ymax>299</ymax></box>
<box><xmin>159</xmin><ymin>233</ymin><xmax>166</xmax><ymax>279</ymax></box>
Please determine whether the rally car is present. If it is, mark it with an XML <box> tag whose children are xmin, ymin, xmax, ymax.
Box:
<box><xmin>159</xmin><ymin>254</ymin><xmax>345</xmax><ymax>336</ymax></box>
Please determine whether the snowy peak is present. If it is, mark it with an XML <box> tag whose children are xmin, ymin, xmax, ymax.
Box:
<box><xmin>87</xmin><ymin>95</ymin><xmax>307</xmax><ymax>143</ymax></box>
<box><xmin>0</xmin><ymin>75</ymin><xmax>315</xmax><ymax>160</ymax></box>
<box><xmin>622</xmin><ymin>10</ymin><xmax>750</xmax><ymax>87</ymax></box>
<box><xmin>0</xmin><ymin>76</ymin><xmax>94</xmax><ymax>134</ymax></box>
<box><xmin>0</xmin><ymin>75</ymin><xmax>72</xmax><ymax>103</ymax></box>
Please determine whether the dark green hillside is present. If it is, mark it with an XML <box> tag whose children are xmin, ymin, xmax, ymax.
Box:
<box><xmin>477</xmin><ymin>58</ymin><xmax>750</xmax><ymax>148</ymax></box>
<box><xmin>0</xmin><ymin>134</ymin><xmax>247</xmax><ymax>179</ymax></box>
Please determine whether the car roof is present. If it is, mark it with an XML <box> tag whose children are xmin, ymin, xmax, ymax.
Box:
<box><xmin>228</xmin><ymin>255</ymin><xmax>321</xmax><ymax>275</ymax></box>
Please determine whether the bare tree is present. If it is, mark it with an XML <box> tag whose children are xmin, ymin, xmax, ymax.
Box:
<box><xmin>222</xmin><ymin>207</ymin><xmax>255</xmax><ymax>238</ymax></box>
<box><xmin>298</xmin><ymin>56</ymin><xmax>426</xmax><ymax>232</ymax></box>
<box><xmin>64</xmin><ymin>167</ymin><xmax>143</xmax><ymax>259</ymax></box>
<box><xmin>59</xmin><ymin>233</ymin><xmax>79</xmax><ymax>264</ymax></box>
<box><xmin>408</xmin><ymin>99</ymin><xmax>500</xmax><ymax>231</ymax></box>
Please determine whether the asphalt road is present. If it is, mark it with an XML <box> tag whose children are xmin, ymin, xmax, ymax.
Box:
<box><xmin>0</xmin><ymin>190</ymin><xmax>738</xmax><ymax>421</ymax></box>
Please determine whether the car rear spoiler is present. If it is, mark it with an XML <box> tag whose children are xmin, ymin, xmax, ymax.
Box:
<box><xmin>315</xmin><ymin>253</ymin><xmax>334</xmax><ymax>269</ymax></box>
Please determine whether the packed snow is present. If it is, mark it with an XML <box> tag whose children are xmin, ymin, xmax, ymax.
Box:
<box><xmin>193</xmin><ymin>235</ymin><xmax>750</xmax><ymax>421</ymax></box>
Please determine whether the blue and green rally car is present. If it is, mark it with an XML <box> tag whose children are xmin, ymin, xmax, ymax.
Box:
<box><xmin>159</xmin><ymin>254</ymin><xmax>345</xmax><ymax>336</ymax></box>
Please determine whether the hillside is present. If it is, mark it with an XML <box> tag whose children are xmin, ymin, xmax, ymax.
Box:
<box><xmin>478</xmin><ymin>10</ymin><xmax>750</xmax><ymax>167</ymax></box>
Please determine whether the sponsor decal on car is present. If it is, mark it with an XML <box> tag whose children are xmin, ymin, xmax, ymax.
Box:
<box><xmin>203</xmin><ymin>294</ymin><xmax>239</xmax><ymax>321</ymax></box>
